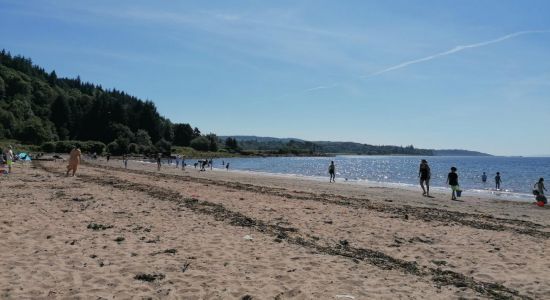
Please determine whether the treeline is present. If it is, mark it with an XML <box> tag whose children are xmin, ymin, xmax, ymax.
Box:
<box><xmin>0</xmin><ymin>50</ymin><xmax>214</xmax><ymax>154</ymax></box>
<box><xmin>228</xmin><ymin>137</ymin><xmax>433</xmax><ymax>156</ymax></box>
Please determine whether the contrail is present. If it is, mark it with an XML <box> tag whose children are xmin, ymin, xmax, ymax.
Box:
<box><xmin>366</xmin><ymin>30</ymin><xmax>550</xmax><ymax>77</ymax></box>
<box><xmin>302</xmin><ymin>84</ymin><xmax>339</xmax><ymax>92</ymax></box>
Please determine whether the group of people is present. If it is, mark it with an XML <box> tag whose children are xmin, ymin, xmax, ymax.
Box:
<box><xmin>420</xmin><ymin>160</ymin><xmax>546</xmax><ymax>202</ymax></box>
<box><xmin>328</xmin><ymin>159</ymin><xmax>547</xmax><ymax>203</ymax></box>
<box><xmin>154</xmin><ymin>154</ymin><xmax>230</xmax><ymax>172</ymax></box>
<box><xmin>155</xmin><ymin>153</ymin><xmax>187</xmax><ymax>171</ymax></box>
<box><xmin>192</xmin><ymin>159</ymin><xmax>230</xmax><ymax>171</ymax></box>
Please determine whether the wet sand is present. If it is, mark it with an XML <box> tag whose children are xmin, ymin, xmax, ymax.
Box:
<box><xmin>0</xmin><ymin>158</ymin><xmax>548</xmax><ymax>299</ymax></box>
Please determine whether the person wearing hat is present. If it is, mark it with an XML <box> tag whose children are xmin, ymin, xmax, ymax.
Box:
<box><xmin>66</xmin><ymin>144</ymin><xmax>81</xmax><ymax>177</ymax></box>
<box><xmin>418</xmin><ymin>159</ymin><xmax>431</xmax><ymax>197</ymax></box>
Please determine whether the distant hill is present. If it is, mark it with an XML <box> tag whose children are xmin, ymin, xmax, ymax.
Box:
<box><xmin>221</xmin><ymin>135</ymin><xmax>432</xmax><ymax>156</ymax></box>
<box><xmin>222</xmin><ymin>136</ymin><xmax>304</xmax><ymax>143</ymax></box>
<box><xmin>222</xmin><ymin>135</ymin><xmax>491</xmax><ymax>156</ymax></box>
<box><xmin>432</xmin><ymin>149</ymin><xmax>492</xmax><ymax>156</ymax></box>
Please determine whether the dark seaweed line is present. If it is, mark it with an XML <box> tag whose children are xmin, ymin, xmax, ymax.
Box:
<box><xmin>37</xmin><ymin>162</ymin><xmax>531</xmax><ymax>300</ymax></box>
<box><xmin>84</xmin><ymin>162</ymin><xmax>550</xmax><ymax>239</ymax></box>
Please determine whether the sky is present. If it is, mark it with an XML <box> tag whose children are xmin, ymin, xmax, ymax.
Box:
<box><xmin>1</xmin><ymin>0</ymin><xmax>549</xmax><ymax>156</ymax></box>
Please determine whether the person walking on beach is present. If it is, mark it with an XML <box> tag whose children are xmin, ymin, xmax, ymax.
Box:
<box><xmin>534</xmin><ymin>178</ymin><xmax>546</xmax><ymax>195</ymax></box>
<box><xmin>122</xmin><ymin>154</ymin><xmax>128</xmax><ymax>169</ymax></box>
<box><xmin>495</xmin><ymin>172</ymin><xmax>502</xmax><ymax>190</ymax></box>
<box><xmin>226</xmin><ymin>162</ymin><xmax>230</xmax><ymax>171</ymax></box>
<box><xmin>3</xmin><ymin>145</ymin><xmax>14</xmax><ymax>174</ymax></box>
<box><xmin>482</xmin><ymin>172</ymin><xmax>487</xmax><ymax>183</ymax></box>
<box><xmin>106</xmin><ymin>153</ymin><xmax>110</xmax><ymax>162</ymax></box>
<box><xmin>66</xmin><ymin>145</ymin><xmax>81</xmax><ymax>177</ymax></box>
<box><xmin>328</xmin><ymin>161</ymin><xmax>336</xmax><ymax>182</ymax></box>
<box><xmin>446</xmin><ymin>167</ymin><xmax>459</xmax><ymax>200</ymax></box>
<box><xmin>419</xmin><ymin>159</ymin><xmax>431</xmax><ymax>197</ymax></box>
<box><xmin>176</xmin><ymin>155</ymin><xmax>180</xmax><ymax>168</ymax></box>
<box><xmin>209</xmin><ymin>159</ymin><xmax>213</xmax><ymax>170</ymax></box>
<box><xmin>156</xmin><ymin>153</ymin><xmax>162</xmax><ymax>171</ymax></box>
<box><xmin>182</xmin><ymin>157</ymin><xmax>185</xmax><ymax>170</ymax></box>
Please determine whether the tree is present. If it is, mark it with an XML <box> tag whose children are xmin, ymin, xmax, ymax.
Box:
<box><xmin>50</xmin><ymin>95</ymin><xmax>71</xmax><ymax>139</ymax></box>
<box><xmin>107</xmin><ymin>141</ymin><xmax>119</xmax><ymax>155</ymax></box>
<box><xmin>155</xmin><ymin>138</ymin><xmax>171</xmax><ymax>154</ymax></box>
<box><xmin>193</xmin><ymin>127</ymin><xmax>201</xmax><ymax>138</ymax></box>
<box><xmin>134</xmin><ymin>129</ymin><xmax>153</xmax><ymax>147</ymax></box>
<box><xmin>107</xmin><ymin>123</ymin><xmax>134</xmax><ymax>142</ymax></box>
<box><xmin>115</xmin><ymin>137</ymin><xmax>130</xmax><ymax>154</ymax></box>
<box><xmin>19</xmin><ymin>117</ymin><xmax>52</xmax><ymax>144</ymax></box>
<box><xmin>139</xmin><ymin>101</ymin><xmax>161</xmax><ymax>142</ymax></box>
<box><xmin>225</xmin><ymin>137</ymin><xmax>239</xmax><ymax>150</ymax></box>
<box><xmin>190</xmin><ymin>136</ymin><xmax>210</xmax><ymax>151</ymax></box>
<box><xmin>173</xmin><ymin>123</ymin><xmax>194</xmax><ymax>146</ymax></box>
<box><xmin>0</xmin><ymin>76</ymin><xmax>5</xmax><ymax>99</ymax></box>
<box><xmin>205</xmin><ymin>133</ymin><xmax>218</xmax><ymax>152</ymax></box>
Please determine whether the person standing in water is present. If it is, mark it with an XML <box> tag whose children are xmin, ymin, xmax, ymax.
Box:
<box><xmin>418</xmin><ymin>159</ymin><xmax>431</xmax><ymax>197</ymax></box>
<box><xmin>534</xmin><ymin>178</ymin><xmax>546</xmax><ymax>195</ymax></box>
<box><xmin>495</xmin><ymin>172</ymin><xmax>502</xmax><ymax>190</ymax></box>
<box><xmin>482</xmin><ymin>172</ymin><xmax>487</xmax><ymax>183</ymax></box>
<box><xmin>328</xmin><ymin>161</ymin><xmax>336</xmax><ymax>182</ymax></box>
<box><xmin>66</xmin><ymin>145</ymin><xmax>82</xmax><ymax>177</ymax></box>
<box><xmin>446</xmin><ymin>167</ymin><xmax>459</xmax><ymax>200</ymax></box>
<box><xmin>226</xmin><ymin>162</ymin><xmax>230</xmax><ymax>171</ymax></box>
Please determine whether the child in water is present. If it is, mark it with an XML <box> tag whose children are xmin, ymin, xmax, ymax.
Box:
<box><xmin>446</xmin><ymin>167</ymin><xmax>459</xmax><ymax>200</ymax></box>
<box><xmin>495</xmin><ymin>172</ymin><xmax>502</xmax><ymax>190</ymax></box>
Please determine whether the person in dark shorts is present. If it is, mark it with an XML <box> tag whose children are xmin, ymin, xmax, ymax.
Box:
<box><xmin>482</xmin><ymin>172</ymin><xmax>487</xmax><ymax>183</ymax></box>
<box><xmin>446</xmin><ymin>167</ymin><xmax>459</xmax><ymax>200</ymax></box>
<box><xmin>418</xmin><ymin>159</ymin><xmax>431</xmax><ymax>196</ymax></box>
<box><xmin>328</xmin><ymin>161</ymin><xmax>336</xmax><ymax>182</ymax></box>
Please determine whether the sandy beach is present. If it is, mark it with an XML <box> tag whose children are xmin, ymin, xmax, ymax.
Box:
<box><xmin>1</xmin><ymin>158</ymin><xmax>549</xmax><ymax>299</ymax></box>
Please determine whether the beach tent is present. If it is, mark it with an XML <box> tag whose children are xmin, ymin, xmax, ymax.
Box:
<box><xmin>18</xmin><ymin>152</ymin><xmax>32</xmax><ymax>161</ymax></box>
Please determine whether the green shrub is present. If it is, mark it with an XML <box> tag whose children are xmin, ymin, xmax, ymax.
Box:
<box><xmin>41</xmin><ymin>141</ymin><xmax>56</xmax><ymax>153</ymax></box>
<box><xmin>190</xmin><ymin>136</ymin><xmax>209</xmax><ymax>151</ymax></box>
<box><xmin>128</xmin><ymin>143</ymin><xmax>139</xmax><ymax>154</ymax></box>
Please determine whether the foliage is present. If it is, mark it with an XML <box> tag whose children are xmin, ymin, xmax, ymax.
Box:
<box><xmin>189</xmin><ymin>136</ymin><xmax>210</xmax><ymax>151</ymax></box>
<box><xmin>224</xmin><ymin>137</ymin><xmax>239</xmax><ymax>151</ymax></box>
<box><xmin>127</xmin><ymin>143</ymin><xmax>139</xmax><ymax>154</ymax></box>
<box><xmin>155</xmin><ymin>138</ymin><xmax>172</xmax><ymax>154</ymax></box>
<box><xmin>173</xmin><ymin>123</ymin><xmax>195</xmax><ymax>146</ymax></box>
<box><xmin>41</xmin><ymin>140</ymin><xmax>105</xmax><ymax>154</ymax></box>
<box><xmin>205</xmin><ymin>133</ymin><xmax>218</xmax><ymax>152</ymax></box>
<box><xmin>0</xmin><ymin>49</ymin><xmax>205</xmax><ymax>149</ymax></box>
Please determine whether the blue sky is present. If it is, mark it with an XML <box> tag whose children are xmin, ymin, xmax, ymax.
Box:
<box><xmin>1</xmin><ymin>0</ymin><xmax>549</xmax><ymax>156</ymax></box>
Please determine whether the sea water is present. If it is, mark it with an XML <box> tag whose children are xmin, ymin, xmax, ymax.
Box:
<box><xmin>208</xmin><ymin>156</ymin><xmax>550</xmax><ymax>201</ymax></box>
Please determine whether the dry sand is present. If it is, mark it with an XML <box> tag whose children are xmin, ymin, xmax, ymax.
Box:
<box><xmin>0</xmin><ymin>158</ymin><xmax>548</xmax><ymax>299</ymax></box>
